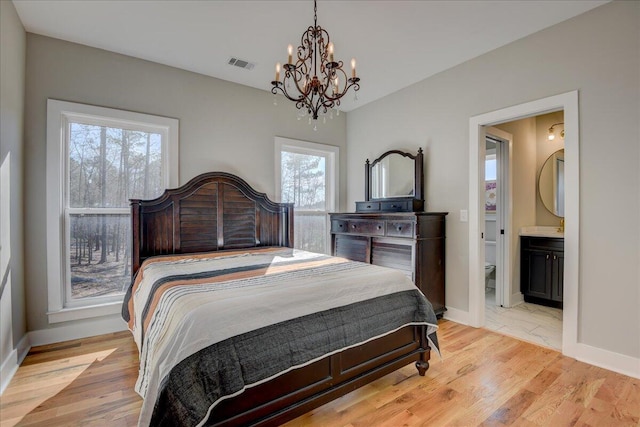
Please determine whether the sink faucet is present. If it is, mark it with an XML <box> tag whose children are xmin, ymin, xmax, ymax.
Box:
<box><xmin>558</xmin><ymin>218</ymin><xmax>565</xmax><ymax>233</ymax></box>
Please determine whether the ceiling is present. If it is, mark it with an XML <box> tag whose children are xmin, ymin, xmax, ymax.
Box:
<box><xmin>13</xmin><ymin>0</ymin><xmax>608</xmax><ymax>112</ymax></box>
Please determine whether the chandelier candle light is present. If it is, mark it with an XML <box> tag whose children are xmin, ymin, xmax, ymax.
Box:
<box><xmin>271</xmin><ymin>0</ymin><xmax>360</xmax><ymax>126</ymax></box>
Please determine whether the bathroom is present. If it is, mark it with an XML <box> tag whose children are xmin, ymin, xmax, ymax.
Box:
<box><xmin>483</xmin><ymin>111</ymin><xmax>565</xmax><ymax>350</ymax></box>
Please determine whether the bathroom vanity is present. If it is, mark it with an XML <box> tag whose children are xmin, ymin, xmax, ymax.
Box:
<box><xmin>520</xmin><ymin>231</ymin><xmax>564</xmax><ymax>309</ymax></box>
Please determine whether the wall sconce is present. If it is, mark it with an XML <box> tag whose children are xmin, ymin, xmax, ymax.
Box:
<box><xmin>548</xmin><ymin>122</ymin><xmax>564</xmax><ymax>141</ymax></box>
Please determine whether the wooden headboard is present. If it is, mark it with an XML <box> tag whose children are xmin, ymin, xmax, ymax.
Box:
<box><xmin>130</xmin><ymin>172</ymin><xmax>294</xmax><ymax>278</ymax></box>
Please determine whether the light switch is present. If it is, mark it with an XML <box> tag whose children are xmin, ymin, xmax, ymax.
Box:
<box><xmin>460</xmin><ymin>209</ymin><xmax>468</xmax><ymax>222</ymax></box>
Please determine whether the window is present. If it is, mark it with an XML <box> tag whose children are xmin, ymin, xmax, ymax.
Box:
<box><xmin>485</xmin><ymin>152</ymin><xmax>497</xmax><ymax>181</ymax></box>
<box><xmin>46</xmin><ymin>100</ymin><xmax>178</xmax><ymax>322</ymax></box>
<box><xmin>275</xmin><ymin>137</ymin><xmax>338</xmax><ymax>254</ymax></box>
<box><xmin>485</xmin><ymin>148</ymin><xmax>497</xmax><ymax>216</ymax></box>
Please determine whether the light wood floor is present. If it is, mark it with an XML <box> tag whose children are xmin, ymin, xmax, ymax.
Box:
<box><xmin>1</xmin><ymin>320</ymin><xmax>638</xmax><ymax>426</ymax></box>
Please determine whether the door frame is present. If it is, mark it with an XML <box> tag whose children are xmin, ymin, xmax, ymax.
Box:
<box><xmin>486</xmin><ymin>127</ymin><xmax>513</xmax><ymax>308</ymax></box>
<box><xmin>468</xmin><ymin>91</ymin><xmax>579</xmax><ymax>357</ymax></box>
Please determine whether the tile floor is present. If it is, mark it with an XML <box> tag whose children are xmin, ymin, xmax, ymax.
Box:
<box><xmin>484</xmin><ymin>288</ymin><xmax>562</xmax><ymax>350</ymax></box>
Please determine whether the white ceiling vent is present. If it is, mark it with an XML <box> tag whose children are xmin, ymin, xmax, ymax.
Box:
<box><xmin>228</xmin><ymin>57</ymin><xmax>255</xmax><ymax>70</ymax></box>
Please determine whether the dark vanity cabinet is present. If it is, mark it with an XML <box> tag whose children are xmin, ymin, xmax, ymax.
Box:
<box><xmin>520</xmin><ymin>236</ymin><xmax>564</xmax><ymax>308</ymax></box>
<box><xmin>329</xmin><ymin>212</ymin><xmax>447</xmax><ymax>315</ymax></box>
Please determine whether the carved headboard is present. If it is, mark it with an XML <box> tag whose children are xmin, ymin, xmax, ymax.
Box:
<box><xmin>130</xmin><ymin>172</ymin><xmax>294</xmax><ymax>278</ymax></box>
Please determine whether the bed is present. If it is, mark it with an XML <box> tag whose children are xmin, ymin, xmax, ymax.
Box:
<box><xmin>123</xmin><ymin>171</ymin><xmax>438</xmax><ymax>426</ymax></box>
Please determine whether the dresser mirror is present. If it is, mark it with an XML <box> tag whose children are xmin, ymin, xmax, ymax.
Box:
<box><xmin>358</xmin><ymin>148</ymin><xmax>424</xmax><ymax>212</ymax></box>
<box><xmin>538</xmin><ymin>149</ymin><xmax>565</xmax><ymax>217</ymax></box>
<box><xmin>370</xmin><ymin>154</ymin><xmax>415</xmax><ymax>198</ymax></box>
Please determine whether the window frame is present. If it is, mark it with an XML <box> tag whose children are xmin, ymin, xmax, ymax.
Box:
<box><xmin>274</xmin><ymin>137</ymin><xmax>339</xmax><ymax>254</ymax></box>
<box><xmin>46</xmin><ymin>100</ymin><xmax>178</xmax><ymax>323</ymax></box>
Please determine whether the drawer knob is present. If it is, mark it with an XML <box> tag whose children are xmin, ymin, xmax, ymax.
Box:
<box><xmin>392</xmin><ymin>204</ymin><xmax>397</xmax><ymax>208</ymax></box>
<box><xmin>377</xmin><ymin>225</ymin><xmax>382</xmax><ymax>229</ymax></box>
<box><xmin>352</xmin><ymin>225</ymin><xmax>356</xmax><ymax>229</ymax></box>
<box><xmin>366</xmin><ymin>205</ymin><xmax>371</xmax><ymax>208</ymax></box>
<box><xmin>339</xmin><ymin>224</ymin><xmax>343</xmax><ymax>228</ymax></box>
<box><xmin>397</xmin><ymin>226</ymin><xmax>402</xmax><ymax>231</ymax></box>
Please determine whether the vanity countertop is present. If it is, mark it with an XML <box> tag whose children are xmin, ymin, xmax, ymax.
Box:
<box><xmin>519</xmin><ymin>226</ymin><xmax>564</xmax><ymax>238</ymax></box>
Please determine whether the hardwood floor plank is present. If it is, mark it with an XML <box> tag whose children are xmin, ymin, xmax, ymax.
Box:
<box><xmin>524</xmin><ymin>368</ymin><xmax>561</xmax><ymax>395</ymax></box>
<box><xmin>1</xmin><ymin>320</ymin><xmax>638</xmax><ymax>427</ymax></box>
<box><xmin>545</xmin><ymin>399</ymin><xmax>587</xmax><ymax>426</ymax></box>
<box><xmin>481</xmin><ymin>389</ymin><xmax>538</xmax><ymax>426</ymax></box>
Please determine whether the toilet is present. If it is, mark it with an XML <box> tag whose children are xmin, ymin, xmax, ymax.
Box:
<box><xmin>485</xmin><ymin>262</ymin><xmax>495</xmax><ymax>288</ymax></box>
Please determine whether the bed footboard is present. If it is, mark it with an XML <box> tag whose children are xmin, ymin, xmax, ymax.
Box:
<box><xmin>210</xmin><ymin>325</ymin><xmax>430</xmax><ymax>426</ymax></box>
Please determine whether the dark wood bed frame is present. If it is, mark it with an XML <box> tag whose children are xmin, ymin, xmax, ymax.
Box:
<box><xmin>130</xmin><ymin>172</ymin><xmax>431</xmax><ymax>426</ymax></box>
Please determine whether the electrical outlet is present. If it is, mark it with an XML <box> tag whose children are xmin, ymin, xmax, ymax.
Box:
<box><xmin>460</xmin><ymin>209</ymin><xmax>468</xmax><ymax>222</ymax></box>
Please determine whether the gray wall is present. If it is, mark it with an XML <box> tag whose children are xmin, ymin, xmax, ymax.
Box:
<box><xmin>346</xmin><ymin>1</ymin><xmax>639</xmax><ymax>358</ymax></box>
<box><xmin>24</xmin><ymin>34</ymin><xmax>347</xmax><ymax>332</ymax></box>
<box><xmin>0</xmin><ymin>0</ymin><xmax>27</xmax><ymax>372</ymax></box>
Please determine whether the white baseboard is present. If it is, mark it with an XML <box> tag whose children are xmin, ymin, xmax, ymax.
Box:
<box><xmin>575</xmin><ymin>343</ymin><xmax>640</xmax><ymax>379</ymax></box>
<box><xmin>510</xmin><ymin>292</ymin><xmax>524</xmax><ymax>307</ymax></box>
<box><xmin>29</xmin><ymin>315</ymin><xmax>127</xmax><ymax>347</ymax></box>
<box><xmin>442</xmin><ymin>306</ymin><xmax>470</xmax><ymax>325</ymax></box>
<box><xmin>1</xmin><ymin>334</ymin><xmax>30</xmax><ymax>395</ymax></box>
<box><xmin>1</xmin><ymin>348</ymin><xmax>19</xmax><ymax>395</ymax></box>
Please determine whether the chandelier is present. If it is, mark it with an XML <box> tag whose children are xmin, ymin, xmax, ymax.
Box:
<box><xmin>271</xmin><ymin>0</ymin><xmax>360</xmax><ymax>124</ymax></box>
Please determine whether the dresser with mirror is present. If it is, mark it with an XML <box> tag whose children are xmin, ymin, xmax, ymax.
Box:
<box><xmin>329</xmin><ymin>148</ymin><xmax>447</xmax><ymax>315</ymax></box>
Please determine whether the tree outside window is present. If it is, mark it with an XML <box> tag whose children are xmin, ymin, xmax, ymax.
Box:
<box><xmin>47</xmin><ymin>100</ymin><xmax>178</xmax><ymax>320</ymax></box>
<box><xmin>67</xmin><ymin>124</ymin><xmax>164</xmax><ymax>299</ymax></box>
<box><xmin>276</xmin><ymin>138</ymin><xmax>338</xmax><ymax>255</ymax></box>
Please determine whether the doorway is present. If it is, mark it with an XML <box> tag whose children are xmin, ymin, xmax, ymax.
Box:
<box><xmin>483</xmin><ymin>118</ymin><xmax>564</xmax><ymax>350</ymax></box>
<box><xmin>468</xmin><ymin>91</ymin><xmax>579</xmax><ymax>358</ymax></box>
<box><xmin>484</xmin><ymin>128</ymin><xmax>511</xmax><ymax>309</ymax></box>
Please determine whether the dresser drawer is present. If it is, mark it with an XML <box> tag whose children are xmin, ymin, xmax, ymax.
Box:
<box><xmin>386</xmin><ymin>221</ymin><xmax>414</xmax><ymax>237</ymax></box>
<box><xmin>329</xmin><ymin>211</ymin><xmax>448</xmax><ymax>316</ymax></box>
<box><xmin>355</xmin><ymin>201</ymin><xmax>380</xmax><ymax>212</ymax></box>
<box><xmin>347</xmin><ymin>220</ymin><xmax>385</xmax><ymax>235</ymax></box>
<box><xmin>331</xmin><ymin>219</ymin><xmax>349</xmax><ymax>233</ymax></box>
<box><xmin>380</xmin><ymin>200</ymin><xmax>410</xmax><ymax>212</ymax></box>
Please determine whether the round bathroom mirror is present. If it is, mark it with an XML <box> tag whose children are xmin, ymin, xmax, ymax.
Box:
<box><xmin>538</xmin><ymin>149</ymin><xmax>565</xmax><ymax>217</ymax></box>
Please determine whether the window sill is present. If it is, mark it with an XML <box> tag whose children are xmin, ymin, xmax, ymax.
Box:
<box><xmin>47</xmin><ymin>301</ymin><xmax>123</xmax><ymax>324</ymax></box>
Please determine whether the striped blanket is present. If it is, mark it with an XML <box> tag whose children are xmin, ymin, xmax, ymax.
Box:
<box><xmin>122</xmin><ymin>247</ymin><xmax>439</xmax><ymax>426</ymax></box>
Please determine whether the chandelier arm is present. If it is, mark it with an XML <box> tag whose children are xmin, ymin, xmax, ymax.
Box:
<box><xmin>278</xmin><ymin>81</ymin><xmax>306</xmax><ymax>103</ymax></box>
<box><xmin>277</xmin><ymin>71</ymin><xmax>317</xmax><ymax>114</ymax></box>
<box><xmin>319</xmin><ymin>65</ymin><xmax>347</xmax><ymax>101</ymax></box>
<box><xmin>274</xmin><ymin>69</ymin><xmax>307</xmax><ymax>103</ymax></box>
<box><xmin>325</xmin><ymin>80</ymin><xmax>360</xmax><ymax>105</ymax></box>
<box><xmin>300</xmin><ymin>27</ymin><xmax>314</xmax><ymax>62</ymax></box>
<box><xmin>285</xmin><ymin>68</ymin><xmax>312</xmax><ymax>100</ymax></box>
<box><xmin>273</xmin><ymin>86</ymin><xmax>303</xmax><ymax>104</ymax></box>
